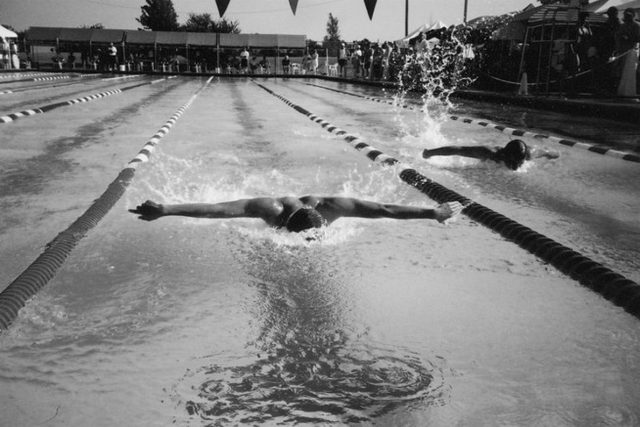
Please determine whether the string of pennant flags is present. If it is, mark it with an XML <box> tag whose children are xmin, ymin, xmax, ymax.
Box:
<box><xmin>215</xmin><ymin>0</ymin><xmax>379</xmax><ymax>20</ymax></box>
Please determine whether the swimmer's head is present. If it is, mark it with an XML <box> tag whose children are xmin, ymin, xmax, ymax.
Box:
<box><xmin>285</xmin><ymin>206</ymin><xmax>325</xmax><ymax>233</ymax></box>
<box><xmin>501</xmin><ymin>139</ymin><xmax>530</xmax><ymax>170</ymax></box>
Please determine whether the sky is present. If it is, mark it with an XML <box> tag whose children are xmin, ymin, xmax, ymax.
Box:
<box><xmin>1</xmin><ymin>0</ymin><xmax>535</xmax><ymax>42</ymax></box>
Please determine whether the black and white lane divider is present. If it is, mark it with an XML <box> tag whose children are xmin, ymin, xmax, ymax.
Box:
<box><xmin>0</xmin><ymin>76</ymin><xmax>170</xmax><ymax>124</ymax></box>
<box><xmin>304</xmin><ymin>82</ymin><xmax>640</xmax><ymax>164</ymax></box>
<box><xmin>254</xmin><ymin>80</ymin><xmax>640</xmax><ymax>321</ymax></box>
<box><xmin>0</xmin><ymin>77</ymin><xmax>213</xmax><ymax>332</ymax></box>
<box><xmin>0</xmin><ymin>72</ymin><xmax>57</xmax><ymax>80</ymax></box>
<box><xmin>32</xmin><ymin>75</ymin><xmax>72</xmax><ymax>82</ymax></box>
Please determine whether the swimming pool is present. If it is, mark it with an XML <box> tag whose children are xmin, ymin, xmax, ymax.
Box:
<box><xmin>1</xmin><ymin>74</ymin><xmax>639</xmax><ymax>426</ymax></box>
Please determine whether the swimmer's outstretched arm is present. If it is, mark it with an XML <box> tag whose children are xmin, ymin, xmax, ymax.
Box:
<box><xmin>531</xmin><ymin>148</ymin><xmax>560</xmax><ymax>160</ymax></box>
<box><xmin>319</xmin><ymin>198</ymin><xmax>463</xmax><ymax>224</ymax></box>
<box><xmin>129</xmin><ymin>198</ymin><xmax>281</xmax><ymax>222</ymax></box>
<box><xmin>423</xmin><ymin>146</ymin><xmax>496</xmax><ymax>160</ymax></box>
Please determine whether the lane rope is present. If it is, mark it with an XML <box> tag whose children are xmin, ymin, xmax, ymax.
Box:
<box><xmin>33</xmin><ymin>75</ymin><xmax>72</xmax><ymax>82</ymax></box>
<box><xmin>0</xmin><ymin>77</ymin><xmax>168</xmax><ymax>124</ymax></box>
<box><xmin>0</xmin><ymin>72</ymin><xmax>58</xmax><ymax>79</ymax></box>
<box><xmin>304</xmin><ymin>82</ymin><xmax>640</xmax><ymax>164</ymax></box>
<box><xmin>253</xmin><ymin>80</ymin><xmax>640</xmax><ymax>321</ymax></box>
<box><xmin>0</xmin><ymin>77</ymin><xmax>213</xmax><ymax>331</ymax></box>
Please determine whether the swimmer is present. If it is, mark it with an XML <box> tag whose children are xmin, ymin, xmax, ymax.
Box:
<box><xmin>129</xmin><ymin>196</ymin><xmax>463</xmax><ymax>232</ymax></box>
<box><xmin>422</xmin><ymin>139</ymin><xmax>558</xmax><ymax>170</ymax></box>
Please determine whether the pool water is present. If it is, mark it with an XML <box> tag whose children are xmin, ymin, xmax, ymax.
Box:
<box><xmin>1</xmin><ymin>75</ymin><xmax>639</xmax><ymax>426</ymax></box>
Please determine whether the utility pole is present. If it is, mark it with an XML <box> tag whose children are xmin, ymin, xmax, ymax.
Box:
<box><xmin>405</xmin><ymin>0</ymin><xmax>409</xmax><ymax>36</ymax></box>
<box><xmin>463</xmin><ymin>0</ymin><xmax>469</xmax><ymax>24</ymax></box>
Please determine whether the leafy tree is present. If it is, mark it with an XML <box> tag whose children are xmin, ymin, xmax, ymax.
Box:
<box><xmin>212</xmin><ymin>17</ymin><xmax>241</xmax><ymax>33</ymax></box>
<box><xmin>181</xmin><ymin>13</ymin><xmax>240</xmax><ymax>33</ymax></box>
<box><xmin>137</xmin><ymin>0</ymin><xmax>179</xmax><ymax>31</ymax></box>
<box><xmin>323</xmin><ymin>13</ymin><xmax>341</xmax><ymax>43</ymax></box>
<box><xmin>81</xmin><ymin>23</ymin><xmax>105</xmax><ymax>29</ymax></box>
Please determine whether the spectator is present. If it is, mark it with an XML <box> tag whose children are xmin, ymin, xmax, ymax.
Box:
<box><xmin>615</xmin><ymin>8</ymin><xmax>640</xmax><ymax>97</ymax></box>
<box><xmin>338</xmin><ymin>43</ymin><xmax>348</xmax><ymax>77</ymax></box>
<box><xmin>352</xmin><ymin>44</ymin><xmax>363</xmax><ymax>77</ymax></box>
<box><xmin>595</xmin><ymin>7</ymin><xmax>621</xmax><ymax>94</ymax></box>
<box><xmin>240</xmin><ymin>47</ymin><xmax>250</xmax><ymax>73</ymax></box>
<box><xmin>249</xmin><ymin>56</ymin><xmax>259</xmax><ymax>74</ymax></box>
<box><xmin>382</xmin><ymin>41</ymin><xmax>392</xmax><ymax>80</ymax></box>
<box><xmin>415</xmin><ymin>32</ymin><xmax>429</xmax><ymax>59</ymax></box>
<box><xmin>259</xmin><ymin>55</ymin><xmax>270</xmax><ymax>73</ymax></box>
<box><xmin>363</xmin><ymin>44</ymin><xmax>373</xmax><ymax>79</ymax></box>
<box><xmin>66</xmin><ymin>51</ymin><xmax>76</xmax><ymax>69</ymax></box>
<box><xmin>310</xmin><ymin>50</ymin><xmax>319</xmax><ymax>75</ymax></box>
<box><xmin>282</xmin><ymin>54</ymin><xmax>291</xmax><ymax>74</ymax></box>
<box><xmin>107</xmin><ymin>43</ymin><xmax>118</xmax><ymax>71</ymax></box>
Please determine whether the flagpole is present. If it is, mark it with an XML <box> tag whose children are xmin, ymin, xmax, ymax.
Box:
<box><xmin>405</xmin><ymin>0</ymin><xmax>409</xmax><ymax>36</ymax></box>
<box><xmin>463</xmin><ymin>0</ymin><xmax>469</xmax><ymax>24</ymax></box>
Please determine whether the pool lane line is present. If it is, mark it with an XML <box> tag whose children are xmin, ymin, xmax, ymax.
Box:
<box><xmin>0</xmin><ymin>73</ymin><xmax>79</xmax><ymax>85</ymax></box>
<box><xmin>0</xmin><ymin>77</ymin><xmax>214</xmax><ymax>332</ymax></box>
<box><xmin>0</xmin><ymin>76</ymin><xmax>168</xmax><ymax>124</ymax></box>
<box><xmin>304</xmin><ymin>82</ymin><xmax>640</xmax><ymax>164</ymax></box>
<box><xmin>0</xmin><ymin>72</ymin><xmax>64</xmax><ymax>80</ymax></box>
<box><xmin>0</xmin><ymin>74</ymin><xmax>135</xmax><ymax>96</ymax></box>
<box><xmin>254</xmin><ymin>80</ymin><xmax>640</xmax><ymax>321</ymax></box>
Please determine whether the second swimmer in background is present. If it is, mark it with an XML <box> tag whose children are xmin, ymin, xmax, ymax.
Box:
<box><xmin>422</xmin><ymin>139</ymin><xmax>559</xmax><ymax>170</ymax></box>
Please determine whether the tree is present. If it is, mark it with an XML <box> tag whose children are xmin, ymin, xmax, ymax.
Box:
<box><xmin>81</xmin><ymin>23</ymin><xmax>105</xmax><ymax>29</ymax></box>
<box><xmin>181</xmin><ymin>13</ymin><xmax>241</xmax><ymax>33</ymax></box>
<box><xmin>324</xmin><ymin>13</ymin><xmax>341</xmax><ymax>43</ymax></box>
<box><xmin>137</xmin><ymin>0</ymin><xmax>179</xmax><ymax>31</ymax></box>
<box><xmin>212</xmin><ymin>17</ymin><xmax>241</xmax><ymax>34</ymax></box>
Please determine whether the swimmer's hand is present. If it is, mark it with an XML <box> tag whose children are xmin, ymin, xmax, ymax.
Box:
<box><xmin>434</xmin><ymin>201</ymin><xmax>463</xmax><ymax>223</ymax></box>
<box><xmin>129</xmin><ymin>200</ymin><xmax>165</xmax><ymax>221</ymax></box>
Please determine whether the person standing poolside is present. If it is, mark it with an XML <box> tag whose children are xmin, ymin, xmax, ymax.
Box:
<box><xmin>130</xmin><ymin>196</ymin><xmax>463</xmax><ymax>233</ymax></box>
<box><xmin>240</xmin><ymin>48</ymin><xmax>250</xmax><ymax>74</ymax></box>
<box><xmin>310</xmin><ymin>50</ymin><xmax>319</xmax><ymax>75</ymax></box>
<box><xmin>422</xmin><ymin>140</ymin><xmax>558</xmax><ymax>171</ymax></box>
<box><xmin>352</xmin><ymin>45</ymin><xmax>363</xmax><ymax>78</ymax></box>
<box><xmin>595</xmin><ymin>7</ymin><xmax>621</xmax><ymax>94</ymax></box>
<box><xmin>107</xmin><ymin>43</ymin><xmax>118</xmax><ymax>71</ymax></box>
<box><xmin>282</xmin><ymin>55</ymin><xmax>291</xmax><ymax>74</ymax></box>
<box><xmin>415</xmin><ymin>33</ymin><xmax>430</xmax><ymax>59</ymax></box>
<box><xmin>338</xmin><ymin>43</ymin><xmax>348</xmax><ymax>78</ymax></box>
<box><xmin>615</xmin><ymin>8</ymin><xmax>640</xmax><ymax>98</ymax></box>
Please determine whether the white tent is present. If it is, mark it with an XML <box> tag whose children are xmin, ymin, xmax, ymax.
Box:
<box><xmin>0</xmin><ymin>24</ymin><xmax>18</xmax><ymax>39</ymax></box>
<box><xmin>1</xmin><ymin>24</ymin><xmax>19</xmax><ymax>69</ymax></box>
<box><xmin>395</xmin><ymin>21</ymin><xmax>448</xmax><ymax>47</ymax></box>
<box><xmin>589</xmin><ymin>0</ymin><xmax>640</xmax><ymax>13</ymax></box>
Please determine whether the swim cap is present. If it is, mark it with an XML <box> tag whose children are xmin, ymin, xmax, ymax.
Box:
<box><xmin>502</xmin><ymin>139</ymin><xmax>530</xmax><ymax>170</ymax></box>
<box><xmin>285</xmin><ymin>206</ymin><xmax>325</xmax><ymax>232</ymax></box>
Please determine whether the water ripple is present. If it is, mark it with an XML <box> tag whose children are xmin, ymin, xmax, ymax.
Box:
<box><xmin>183</xmin><ymin>342</ymin><xmax>447</xmax><ymax>424</ymax></box>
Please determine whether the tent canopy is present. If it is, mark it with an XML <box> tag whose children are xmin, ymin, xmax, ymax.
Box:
<box><xmin>528</xmin><ymin>4</ymin><xmax>607</xmax><ymax>24</ymax></box>
<box><xmin>26</xmin><ymin>27</ymin><xmax>61</xmax><ymax>42</ymax></box>
<box><xmin>0</xmin><ymin>24</ymin><xmax>18</xmax><ymax>39</ymax></box>
<box><xmin>590</xmin><ymin>0</ymin><xmax>640</xmax><ymax>13</ymax></box>
<box><xmin>90</xmin><ymin>29</ymin><xmax>125</xmax><ymax>43</ymax></box>
<box><xmin>58</xmin><ymin>28</ymin><xmax>93</xmax><ymax>42</ymax></box>
<box><xmin>125</xmin><ymin>30</ymin><xmax>157</xmax><ymax>44</ymax></box>
<box><xmin>395</xmin><ymin>20</ymin><xmax>447</xmax><ymax>47</ymax></box>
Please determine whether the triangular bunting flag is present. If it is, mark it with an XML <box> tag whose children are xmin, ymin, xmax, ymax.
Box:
<box><xmin>215</xmin><ymin>0</ymin><xmax>231</xmax><ymax>17</ymax></box>
<box><xmin>289</xmin><ymin>0</ymin><xmax>298</xmax><ymax>15</ymax></box>
<box><xmin>364</xmin><ymin>0</ymin><xmax>377</xmax><ymax>20</ymax></box>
